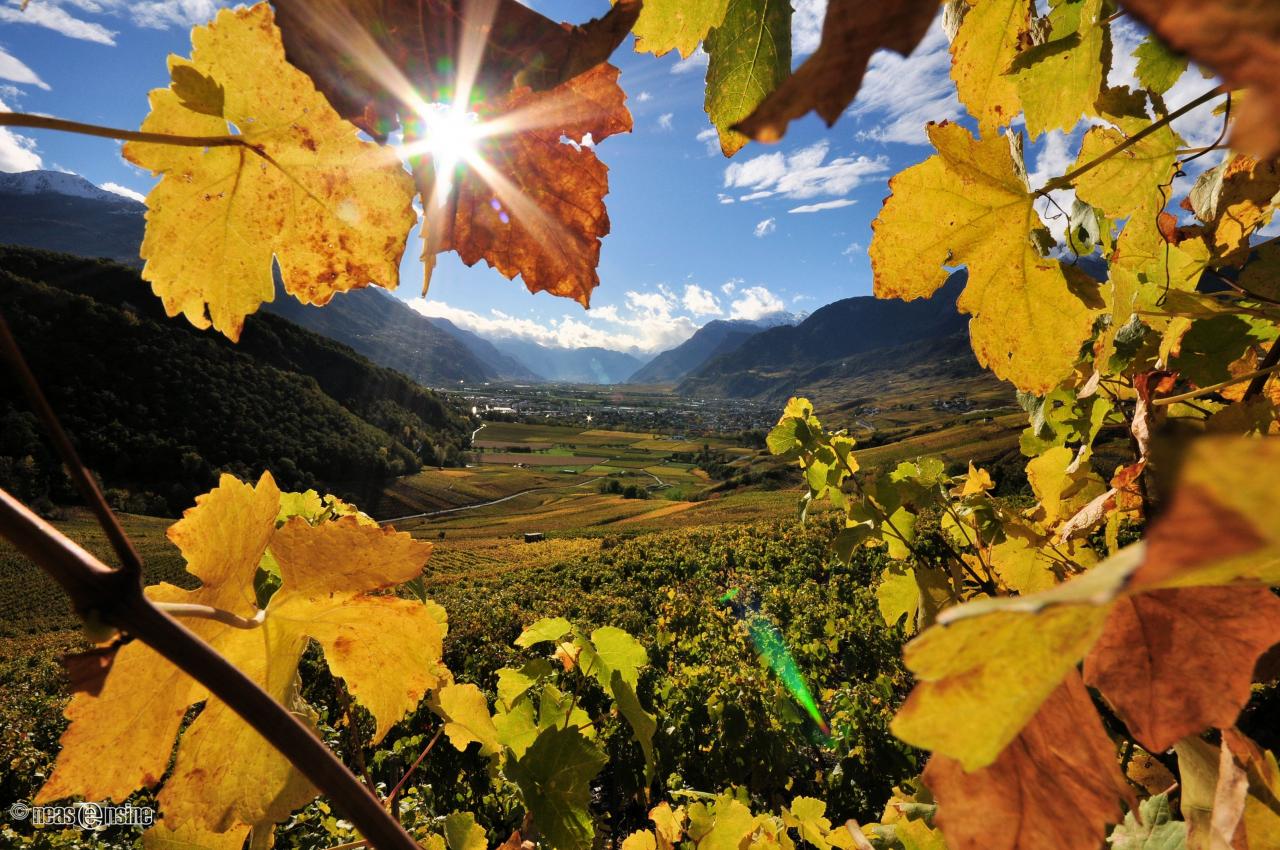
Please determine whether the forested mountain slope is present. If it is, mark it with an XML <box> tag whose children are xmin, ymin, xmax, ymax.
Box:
<box><xmin>0</xmin><ymin>247</ymin><xmax>474</xmax><ymax>514</ymax></box>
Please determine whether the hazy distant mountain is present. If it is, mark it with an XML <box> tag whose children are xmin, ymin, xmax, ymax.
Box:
<box><xmin>0</xmin><ymin>170</ymin><xmax>144</xmax><ymax>266</ymax></box>
<box><xmin>628</xmin><ymin>319</ymin><xmax>771</xmax><ymax>384</ymax></box>
<box><xmin>491</xmin><ymin>338</ymin><xmax>645</xmax><ymax>384</ymax></box>
<box><xmin>426</xmin><ymin>315</ymin><xmax>540</xmax><ymax>381</ymax></box>
<box><xmin>677</xmin><ymin>272</ymin><xmax>986</xmax><ymax>401</ymax></box>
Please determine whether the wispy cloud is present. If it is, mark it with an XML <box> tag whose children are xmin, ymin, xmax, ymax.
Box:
<box><xmin>754</xmin><ymin>217</ymin><xmax>777</xmax><ymax>238</ymax></box>
<box><xmin>0</xmin><ymin>46</ymin><xmax>49</xmax><ymax>90</ymax></box>
<box><xmin>843</xmin><ymin>241</ymin><xmax>864</xmax><ymax>259</ymax></box>
<box><xmin>789</xmin><ymin>199</ymin><xmax>855</xmax><ymax>214</ymax></box>
<box><xmin>0</xmin><ymin>0</ymin><xmax>222</xmax><ymax>44</ymax></box>
<box><xmin>724</xmin><ymin>140</ymin><xmax>889</xmax><ymax>201</ymax></box>
<box><xmin>657</xmin><ymin>112</ymin><xmax>674</xmax><ymax>131</ymax></box>
<box><xmin>636</xmin><ymin>90</ymin><xmax>653</xmax><ymax>103</ymax></box>
<box><xmin>0</xmin><ymin>1</ymin><xmax>116</xmax><ymax>44</ymax></box>
<box><xmin>0</xmin><ymin>95</ymin><xmax>42</xmax><ymax>171</ymax></box>
<box><xmin>848</xmin><ymin>20</ymin><xmax>962</xmax><ymax>145</ymax></box>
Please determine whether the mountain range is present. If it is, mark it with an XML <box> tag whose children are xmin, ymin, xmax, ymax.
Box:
<box><xmin>0</xmin><ymin>169</ymin><xmax>1000</xmax><ymax>402</ymax></box>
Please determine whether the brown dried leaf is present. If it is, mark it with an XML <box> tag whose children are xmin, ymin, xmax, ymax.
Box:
<box><xmin>922</xmin><ymin>671</ymin><xmax>1132</xmax><ymax>850</ymax></box>
<box><xmin>734</xmin><ymin>0</ymin><xmax>939</xmax><ymax>142</ymax></box>
<box><xmin>1083</xmin><ymin>586</ymin><xmax>1280</xmax><ymax>753</ymax></box>
<box><xmin>416</xmin><ymin>63</ymin><xmax>632</xmax><ymax>305</ymax></box>
<box><xmin>1118</xmin><ymin>0</ymin><xmax>1280</xmax><ymax>155</ymax></box>
<box><xmin>273</xmin><ymin>0</ymin><xmax>639</xmax><ymax>138</ymax></box>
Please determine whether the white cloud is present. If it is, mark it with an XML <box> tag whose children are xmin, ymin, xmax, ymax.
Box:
<box><xmin>657</xmin><ymin>112</ymin><xmax>674</xmax><ymax>131</ymax></box>
<box><xmin>717</xmin><ymin>193</ymin><xmax>735</xmax><ymax>204</ymax></box>
<box><xmin>636</xmin><ymin>91</ymin><xmax>653</xmax><ymax>103</ymax></box>
<box><xmin>101</xmin><ymin>181</ymin><xmax>146</xmax><ymax>202</ymax></box>
<box><xmin>0</xmin><ymin>95</ymin><xmax>41</xmax><ymax>171</ymax></box>
<box><xmin>696</xmin><ymin>127</ymin><xmax>719</xmax><ymax>155</ymax></box>
<box><xmin>411</xmin><ymin>283</ymin><xmax>716</xmax><ymax>354</ymax></box>
<box><xmin>128</xmin><ymin>1</ymin><xmax>222</xmax><ymax>29</ymax></box>
<box><xmin>843</xmin><ymin>241</ymin><xmax>864</xmax><ymax>258</ymax></box>
<box><xmin>724</xmin><ymin>140</ymin><xmax>889</xmax><ymax>200</ymax></box>
<box><xmin>754</xmin><ymin>217</ymin><xmax>776</xmax><ymax>238</ymax></box>
<box><xmin>671</xmin><ymin>46</ymin><xmax>709</xmax><ymax>74</ymax></box>
<box><xmin>848</xmin><ymin>21</ymin><xmax>962</xmax><ymax>145</ymax></box>
<box><xmin>739</xmin><ymin>190</ymin><xmax>773</xmax><ymax>202</ymax></box>
<box><xmin>789</xmin><ymin>199</ymin><xmax>856</xmax><ymax>213</ymax></box>
<box><xmin>0</xmin><ymin>46</ymin><xmax>48</xmax><ymax>90</ymax></box>
<box><xmin>729</xmin><ymin>285</ymin><xmax>785</xmax><ymax>320</ymax></box>
<box><xmin>721</xmin><ymin>280</ymin><xmax>738</xmax><ymax>295</ymax></box>
<box><xmin>0</xmin><ymin>1</ymin><xmax>117</xmax><ymax>44</ymax></box>
<box><xmin>792</xmin><ymin>0</ymin><xmax>826</xmax><ymax>55</ymax></box>
<box><xmin>682</xmin><ymin>284</ymin><xmax>722</xmax><ymax>317</ymax></box>
<box><xmin>0</xmin><ymin>0</ymin><xmax>222</xmax><ymax>44</ymax></box>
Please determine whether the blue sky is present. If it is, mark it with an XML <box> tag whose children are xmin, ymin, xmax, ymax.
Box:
<box><xmin>0</xmin><ymin>0</ymin><xmax>1232</xmax><ymax>355</ymax></box>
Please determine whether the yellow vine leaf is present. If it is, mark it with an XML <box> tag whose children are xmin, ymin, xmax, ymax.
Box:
<box><xmin>123</xmin><ymin>3</ymin><xmax>416</xmax><ymax>342</ymax></box>
<box><xmin>1206</xmin><ymin>154</ymin><xmax>1280</xmax><ymax>260</ymax></box>
<box><xmin>1107</xmin><ymin>206</ymin><xmax>1209</xmax><ymax>328</ymax></box>
<box><xmin>627</xmin><ymin>0</ymin><xmax>730</xmax><ymax>58</ymax></box>
<box><xmin>37</xmin><ymin>472</ymin><xmax>444</xmax><ymax>838</ymax></box>
<box><xmin>1026</xmin><ymin>445</ymin><xmax>1108</xmax><ymax>528</ymax></box>
<box><xmin>1012</xmin><ymin>0</ymin><xmax>1107</xmax><ymax>138</ymax></box>
<box><xmin>988</xmin><ymin>521</ymin><xmax>1065</xmax><ymax>594</ymax></box>
<box><xmin>949</xmin><ymin>0</ymin><xmax>1030</xmax><ymax>135</ymax></box>
<box><xmin>870</xmin><ymin>121</ymin><xmax>1100</xmax><ymax>394</ymax></box>
<box><xmin>437</xmin><ymin>683</ymin><xmax>503</xmax><ymax>757</ymax></box>
<box><xmin>621</xmin><ymin>831</ymin><xmax>658</xmax><ymax>850</ymax></box>
<box><xmin>1070</xmin><ymin>115</ymin><xmax>1182</xmax><ymax>220</ymax></box>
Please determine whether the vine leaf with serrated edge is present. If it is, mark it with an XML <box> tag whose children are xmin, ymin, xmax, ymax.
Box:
<box><xmin>869</xmin><ymin>121</ymin><xmax>1101</xmax><ymax>394</ymax></box>
<box><xmin>123</xmin><ymin>3</ymin><xmax>417</xmax><ymax>342</ymax></box>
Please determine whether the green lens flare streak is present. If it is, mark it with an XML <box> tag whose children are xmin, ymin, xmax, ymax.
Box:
<box><xmin>719</xmin><ymin>588</ymin><xmax>830</xmax><ymax>736</ymax></box>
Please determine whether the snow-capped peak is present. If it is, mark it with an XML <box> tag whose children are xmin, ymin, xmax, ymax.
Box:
<box><xmin>0</xmin><ymin>169</ymin><xmax>141</xmax><ymax>205</ymax></box>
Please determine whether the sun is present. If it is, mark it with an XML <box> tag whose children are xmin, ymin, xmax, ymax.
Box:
<box><xmin>416</xmin><ymin>102</ymin><xmax>482</xmax><ymax>185</ymax></box>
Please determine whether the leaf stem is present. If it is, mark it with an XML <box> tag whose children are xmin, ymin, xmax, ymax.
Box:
<box><xmin>385</xmin><ymin>725</ymin><xmax>444</xmax><ymax>809</ymax></box>
<box><xmin>152</xmin><ymin>601</ymin><xmax>265</xmax><ymax>628</ymax></box>
<box><xmin>1035</xmin><ymin>87</ymin><xmax>1225</xmax><ymax>198</ymax></box>
<box><xmin>1152</xmin><ymin>362</ymin><xmax>1280</xmax><ymax>407</ymax></box>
